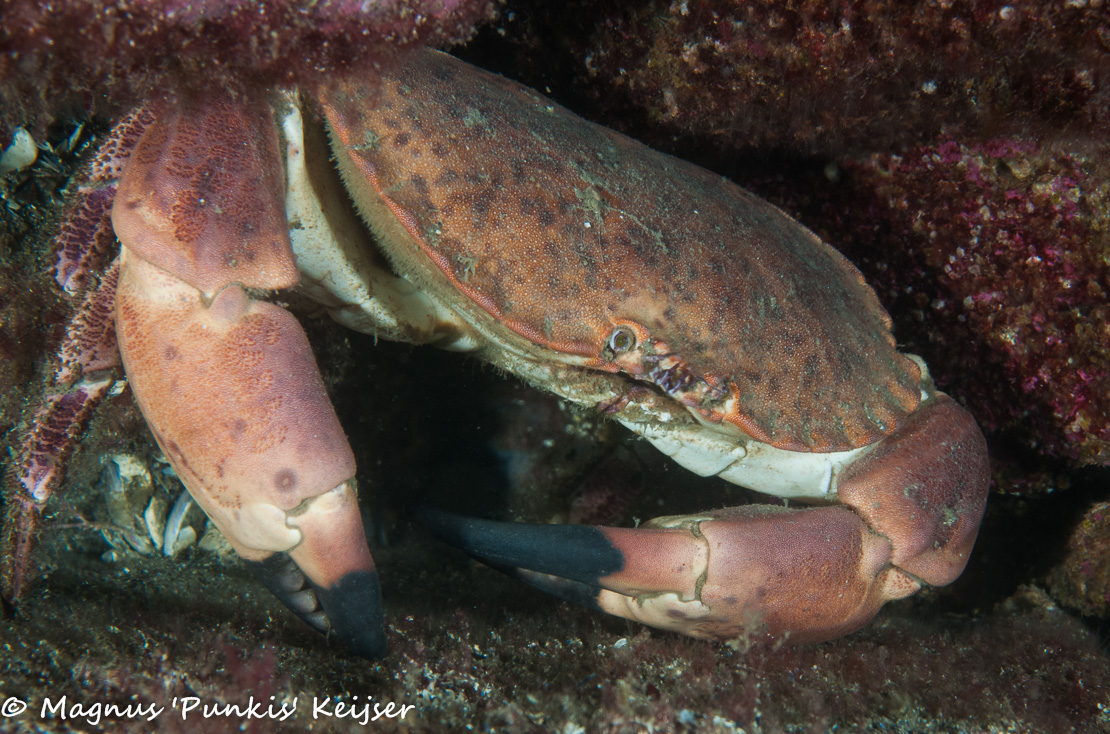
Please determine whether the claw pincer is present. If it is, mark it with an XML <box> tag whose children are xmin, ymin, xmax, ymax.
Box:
<box><xmin>427</xmin><ymin>396</ymin><xmax>987</xmax><ymax>644</ymax></box>
<box><xmin>112</xmin><ymin>94</ymin><xmax>384</xmax><ymax>658</ymax></box>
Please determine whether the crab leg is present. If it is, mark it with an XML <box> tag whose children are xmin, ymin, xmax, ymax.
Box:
<box><xmin>1</xmin><ymin>254</ymin><xmax>123</xmax><ymax>604</ymax></box>
<box><xmin>110</xmin><ymin>94</ymin><xmax>384</xmax><ymax>658</ymax></box>
<box><xmin>1</xmin><ymin>376</ymin><xmax>113</xmax><ymax>602</ymax></box>
<box><xmin>426</xmin><ymin>396</ymin><xmax>988</xmax><ymax>644</ymax></box>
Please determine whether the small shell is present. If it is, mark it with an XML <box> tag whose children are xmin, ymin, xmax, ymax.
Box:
<box><xmin>197</xmin><ymin>524</ymin><xmax>235</xmax><ymax>560</ymax></box>
<box><xmin>162</xmin><ymin>490</ymin><xmax>203</xmax><ymax>556</ymax></box>
<box><xmin>103</xmin><ymin>454</ymin><xmax>154</xmax><ymax>528</ymax></box>
<box><xmin>101</xmin><ymin>453</ymin><xmax>214</xmax><ymax>559</ymax></box>
<box><xmin>167</xmin><ymin>526</ymin><xmax>197</xmax><ymax>556</ymax></box>
<box><xmin>143</xmin><ymin>493</ymin><xmax>168</xmax><ymax>550</ymax></box>
<box><xmin>0</xmin><ymin>128</ymin><xmax>38</xmax><ymax>175</ymax></box>
<box><xmin>102</xmin><ymin>453</ymin><xmax>159</xmax><ymax>555</ymax></box>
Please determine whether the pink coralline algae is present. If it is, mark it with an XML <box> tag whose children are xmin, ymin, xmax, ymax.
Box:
<box><xmin>817</xmin><ymin>140</ymin><xmax>1110</xmax><ymax>466</ymax></box>
<box><xmin>0</xmin><ymin>0</ymin><xmax>498</xmax><ymax>134</ymax></box>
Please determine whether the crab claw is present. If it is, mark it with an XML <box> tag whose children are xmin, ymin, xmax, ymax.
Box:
<box><xmin>424</xmin><ymin>395</ymin><xmax>989</xmax><ymax>644</ymax></box>
<box><xmin>110</xmin><ymin>94</ymin><xmax>385</xmax><ymax>658</ymax></box>
<box><xmin>115</xmin><ymin>249</ymin><xmax>387</xmax><ymax>659</ymax></box>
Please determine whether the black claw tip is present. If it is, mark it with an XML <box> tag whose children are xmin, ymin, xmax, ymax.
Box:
<box><xmin>417</xmin><ymin>508</ymin><xmax>625</xmax><ymax>587</ymax></box>
<box><xmin>311</xmin><ymin>569</ymin><xmax>387</xmax><ymax>660</ymax></box>
<box><xmin>247</xmin><ymin>554</ymin><xmax>386</xmax><ymax>660</ymax></box>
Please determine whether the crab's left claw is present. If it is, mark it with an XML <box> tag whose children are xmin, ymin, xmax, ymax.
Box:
<box><xmin>424</xmin><ymin>395</ymin><xmax>989</xmax><ymax>644</ymax></box>
<box><xmin>421</xmin><ymin>506</ymin><xmax>909</xmax><ymax>642</ymax></box>
<box><xmin>110</xmin><ymin>95</ymin><xmax>385</xmax><ymax>658</ymax></box>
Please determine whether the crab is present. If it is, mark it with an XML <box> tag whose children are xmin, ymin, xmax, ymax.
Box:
<box><xmin>4</xmin><ymin>49</ymin><xmax>988</xmax><ymax>658</ymax></box>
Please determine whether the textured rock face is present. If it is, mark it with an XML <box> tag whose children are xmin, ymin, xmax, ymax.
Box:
<box><xmin>787</xmin><ymin>140</ymin><xmax>1110</xmax><ymax>468</ymax></box>
<box><xmin>1048</xmin><ymin>500</ymin><xmax>1110</xmax><ymax>618</ymax></box>
<box><xmin>566</xmin><ymin>0</ymin><xmax>1110</xmax><ymax>155</ymax></box>
<box><xmin>1</xmin><ymin>3</ymin><xmax>1107</xmax><ymax>726</ymax></box>
<box><xmin>0</xmin><ymin>0</ymin><xmax>499</xmax><ymax>133</ymax></box>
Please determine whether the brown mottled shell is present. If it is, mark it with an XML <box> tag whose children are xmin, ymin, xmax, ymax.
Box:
<box><xmin>322</xmin><ymin>51</ymin><xmax>922</xmax><ymax>453</ymax></box>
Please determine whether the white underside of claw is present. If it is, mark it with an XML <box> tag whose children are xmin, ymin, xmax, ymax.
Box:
<box><xmin>213</xmin><ymin>499</ymin><xmax>302</xmax><ymax>557</ymax></box>
<box><xmin>597</xmin><ymin>589</ymin><xmax>715</xmax><ymax>634</ymax></box>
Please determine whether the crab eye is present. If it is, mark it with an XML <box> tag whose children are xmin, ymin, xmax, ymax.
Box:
<box><xmin>607</xmin><ymin>327</ymin><xmax>636</xmax><ymax>355</ymax></box>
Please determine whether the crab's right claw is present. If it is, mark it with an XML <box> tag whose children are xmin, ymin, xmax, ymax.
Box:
<box><xmin>425</xmin><ymin>396</ymin><xmax>989</xmax><ymax>644</ymax></box>
<box><xmin>115</xmin><ymin>242</ymin><xmax>388</xmax><ymax>659</ymax></box>
<box><xmin>110</xmin><ymin>95</ymin><xmax>385</xmax><ymax>659</ymax></box>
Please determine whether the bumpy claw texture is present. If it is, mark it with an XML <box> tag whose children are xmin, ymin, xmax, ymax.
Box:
<box><xmin>112</xmin><ymin>93</ymin><xmax>384</xmax><ymax>657</ymax></box>
<box><xmin>114</xmin><ymin>254</ymin><xmax>358</xmax><ymax>557</ymax></box>
<box><xmin>111</xmin><ymin>95</ymin><xmax>298</xmax><ymax>295</ymax></box>
<box><xmin>597</xmin><ymin>506</ymin><xmax>918</xmax><ymax>644</ymax></box>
